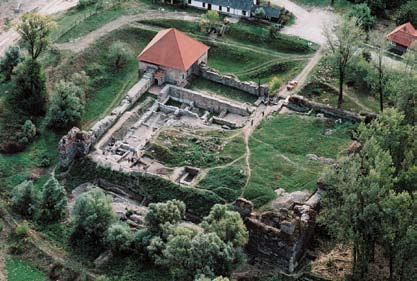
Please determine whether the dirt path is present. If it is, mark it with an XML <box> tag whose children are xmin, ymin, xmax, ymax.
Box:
<box><xmin>56</xmin><ymin>11</ymin><xmax>199</xmax><ymax>53</ymax></box>
<box><xmin>0</xmin><ymin>0</ymin><xmax>79</xmax><ymax>56</ymax></box>
<box><xmin>270</xmin><ymin>0</ymin><xmax>338</xmax><ymax>45</ymax></box>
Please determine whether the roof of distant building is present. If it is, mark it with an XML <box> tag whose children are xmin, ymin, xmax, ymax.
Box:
<box><xmin>387</xmin><ymin>22</ymin><xmax>417</xmax><ymax>48</ymax></box>
<box><xmin>138</xmin><ymin>28</ymin><xmax>210</xmax><ymax>72</ymax></box>
<box><xmin>252</xmin><ymin>5</ymin><xmax>281</xmax><ymax>18</ymax></box>
<box><xmin>194</xmin><ymin>0</ymin><xmax>254</xmax><ymax>11</ymax></box>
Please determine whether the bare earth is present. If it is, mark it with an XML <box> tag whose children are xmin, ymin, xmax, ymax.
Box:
<box><xmin>0</xmin><ymin>0</ymin><xmax>79</xmax><ymax>56</ymax></box>
<box><xmin>270</xmin><ymin>0</ymin><xmax>339</xmax><ymax>45</ymax></box>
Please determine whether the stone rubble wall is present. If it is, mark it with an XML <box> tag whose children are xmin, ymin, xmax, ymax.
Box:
<box><xmin>159</xmin><ymin>85</ymin><xmax>254</xmax><ymax>116</ymax></box>
<box><xmin>59</xmin><ymin>127</ymin><xmax>95</xmax><ymax>169</ymax></box>
<box><xmin>199</xmin><ymin>64</ymin><xmax>269</xmax><ymax>97</ymax></box>
<box><xmin>286</xmin><ymin>95</ymin><xmax>377</xmax><ymax>123</ymax></box>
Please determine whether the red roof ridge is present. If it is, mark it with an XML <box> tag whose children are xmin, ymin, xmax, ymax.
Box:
<box><xmin>387</xmin><ymin>22</ymin><xmax>417</xmax><ymax>48</ymax></box>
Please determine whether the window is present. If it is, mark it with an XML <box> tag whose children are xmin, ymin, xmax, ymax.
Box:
<box><xmin>188</xmin><ymin>0</ymin><xmax>191</xmax><ymax>4</ymax></box>
<box><xmin>219</xmin><ymin>5</ymin><xmax>222</xmax><ymax>11</ymax></box>
<box><xmin>202</xmin><ymin>2</ymin><xmax>205</xmax><ymax>7</ymax></box>
<box><xmin>227</xmin><ymin>7</ymin><xmax>230</xmax><ymax>12</ymax></box>
<box><xmin>242</xmin><ymin>10</ymin><xmax>247</xmax><ymax>16</ymax></box>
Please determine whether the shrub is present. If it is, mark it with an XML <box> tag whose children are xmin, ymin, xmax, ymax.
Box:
<box><xmin>71</xmin><ymin>188</ymin><xmax>115</xmax><ymax>247</ymax></box>
<box><xmin>78</xmin><ymin>0</ymin><xmax>98</xmax><ymax>8</ymax></box>
<box><xmin>269</xmin><ymin>76</ymin><xmax>283</xmax><ymax>92</ymax></box>
<box><xmin>254</xmin><ymin>7</ymin><xmax>266</xmax><ymax>18</ymax></box>
<box><xmin>17</xmin><ymin>120</ymin><xmax>37</xmax><ymax>146</ymax></box>
<box><xmin>106</xmin><ymin>41</ymin><xmax>133</xmax><ymax>71</ymax></box>
<box><xmin>10</xmin><ymin>181</ymin><xmax>37</xmax><ymax>217</ymax></box>
<box><xmin>105</xmin><ymin>222</ymin><xmax>134</xmax><ymax>254</ymax></box>
<box><xmin>0</xmin><ymin>46</ymin><xmax>22</xmax><ymax>81</ymax></box>
<box><xmin>145</xmin><ymin>200</ymin><xmax>186</xmax><ymax>234</ymax></box>
<box><xmin>46</xmin><ymin>80</ymin><xmax>85</xmax><ymax>130</ymax></box>
<box><xmin>38</xmin><ymin>177</ymin><xmax>67</xmax><ymax>223</ymax></box>
<box><xmin>15</xmin><ymin>220</ymin><xmax>30</xmax><ymax>238</ymax></box>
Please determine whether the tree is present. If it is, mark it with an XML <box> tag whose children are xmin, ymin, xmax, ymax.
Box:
<box><xmin>38</xmin><ymin>177</ymin><xmax>67</xmax><ymax>223</ymax></box>
<box><xmin>17</xmin><ymin>120</ymin><xmax>37</xmax><ymax>146</ymax></box>
<box><xmin>0</xmin><ymin>46</ymin><xmax>22</xmax><ymax>81</ymax></box>
<box><xmin>254</xmin><ymin>7</ymin><xmax>266</xmax><ymax>19</ymax></box>
<box><xmin>201</xmin><ymin>204</ymin><xmax>248</xmax><ymax>247</ymax></box>
<box><xmin>71</xmin><ymin>188</ymin><xmax>115</xmax><ymax>246</ymax></box>
<box><xmin>269</xmin><ymin>24</ymin><xmax>280</xmax><ymax>40</ymax></box>
<box><xmin>348</xmin><ymin>3</ymin><xmax>376</xmax><ymax>32</ymax></box>
<box><xmin>11</xmin><ymin>180</ymin><xmax>37</xmax><ymax>217</ymax></box>
<box><xmin>46</xmin><ymin>80</ymin><xmax>85</xmax><ymax>130</ymax></box>
<box><xmin>145</xmin><ymin>200</ymin><xmax>186</xmax><ymax>234</ymax></box>
<box><xmin>369</xmin><ymin>31</ymin><xmax>390</xmax><ymax>112</ymax></box>
<box><xmin>324</xmin><ymin>17</ymin><xmax>365</xmax><ymax>108</ymax></box>
<box><xmin>10</xmin><ymin>58</ymin><xmax>47</xmax><ymax>116</ymax></box>
<box><xmin>17</xmin><ymin>12</ymin><xmax>56</xmax><ymax>60</ymax></box>
<box><xmin>396</xmin><ymin>0</ymin><xmax>417</xmax><ymax>27</ymax></box>
<box><xmin>107</xmin><ymin>41</ymin><xmax>133</xmax><ymax>71</ymax></box>
<box><xmin>387</xmin><ymin>73</ymin><xmax>417</xmax><ymax>126</ymax></box>
<box><xmin>105</xmin><ymin>222</ymin><xmax>134</xmax><ymax>254</ymax></box>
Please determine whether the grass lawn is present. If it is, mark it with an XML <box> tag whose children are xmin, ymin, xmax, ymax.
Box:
<box><xmin>188</xmin><ymin>77</ymin><xmax>258</xmax><ymax>104</ymax></box>
<box><xmin>6</xmin><ymin>257</ymin><xmax>48</xmax><ymax>281</ymax></box>
<box><xmin>243</xmin><ymin>114</ymin><xmax>355</xmax><ymax>207</ymax></box>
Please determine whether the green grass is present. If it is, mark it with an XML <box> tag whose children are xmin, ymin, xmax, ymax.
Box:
<box><xmin>244</xmin><ymin>114</ymin><xmax>355</xmax><ymax>207</ymax></box>
<box><xmin>188</xmin><ymin>77</ymin><xmax>258</xmax><ymax>104</ymax></box>
<box><xmin>198</xmin><ymin>159</ymin><xmax>246</xmax><ymax>202</ymax></box>
<box><xmin>6</xmin><ymin>257</ymin><xmax>48</xmax><ymax>281</ymax></box>
<box><xmin>145</xmin><ymin>130</ymin><xmax>245</xmax><ymax>168</ymax></box>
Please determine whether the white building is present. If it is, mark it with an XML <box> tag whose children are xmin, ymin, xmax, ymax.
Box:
<box><xmin>187</xmin><ymin>0</ymin><xmax>256</xmax><ymax>17</ymax></box>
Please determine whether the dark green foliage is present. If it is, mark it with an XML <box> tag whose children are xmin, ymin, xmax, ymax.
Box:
<box><xmin>17</xmin><ymin>120</ymin><xmax>37</xmax><ymax>146</ymax></box>
<box><xmin>396</xmin><ymin>0</ymin><xmax>417</xmax><ymax>27</ymax></box>
<box><xmin>106</xmin><ymin>41</ymin><xmax>134</xmax><ymax>71</ymax></box>
<box><xmin>0</xmin><ymin>46</ymin><xmax>22</xmax><ymax>81</ymax></box>
<box><xmin>78</xmin><ymin>0</ymin><xmax>99</xmax><ymax>8</ymax></box>
<box><xmin>71</xmin><ymin>188</ymin><xmax>115</xmax><ymax>247</ymax></box>
<box><xmin>145</xmin><ymin>200</ymin><xmax>186</xmax><ymax>234</ymax></box>
<box><xmin>46</xmin><ymin>80</ymin><xmax>85</xmax><ymax>130</ymax></box>
<box><xmin>10</xmin><ymin>180</ymin><xmax>37</xmax><ymax>217</ymax></box>
<box><xmin>9</xmin><ymin>58</ymin><xmax>47</xmax><ymax>116</ymax></box>
<box><xmin>348</xmin><ymin>3</ymin><xmax>375</xmax><ymax>31</ymax></box>
<box><xmin>65</xmin><ymin>158</ymin><xmax>224</xmax><ymax>217</ymax></box>
<box><xmin>38</xmin><ymin>177</ymin><xmax>67</xmax><ymax>223</ymax></box>
<box><xmin>201</xmin><ymin>204</ymin><xmax>248</xmax><ymax>247</ymax></box>
<box><xmin>105</xmin><ymin>222</ymin><xmax>134</xmax><ymax>254</ymax></box>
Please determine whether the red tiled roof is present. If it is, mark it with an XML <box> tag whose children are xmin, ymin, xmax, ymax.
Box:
<box><xmin>138</xmin><ymin>28</ymin><xmax>210</xmax><ymax>72</ymax></box>
<box><xmin>387</xmin><ymin>22</ymin><xmax>417</xmax><ymax>48</ymax></box>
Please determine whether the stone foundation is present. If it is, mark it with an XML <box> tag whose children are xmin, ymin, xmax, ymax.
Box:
<box><xmin>199</xmin><ymin>64</ymin><xmax>269</xmax><ymax>97</ymax></box>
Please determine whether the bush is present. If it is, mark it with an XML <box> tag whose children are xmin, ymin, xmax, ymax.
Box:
<box><xmin>0</xmin><ymin>45</ymin><xmax>22</xmax><ymax>81</ymax></box>
<box><xmin>38</xmin><ymin>177</ymin><xmax>67</xmax><ymax>223</ymax></box>
<box><xmin>15</xmin><ymin>220</ymin><xmax>30</xmax><ymax>238</ymax></box>
<box><xmin>71</xmin><ymin>188</ymin><xmax>115</xmax><ymax>247</ymax></box>
<box><xmin>17</xmin><ymin>120</ymin><xmax>37</xmax><ymax>146</ymax></box>
<box><xmin>106</xmin><ymin>41</ymin><xmax>133</xmax><ymax>71</ymax></box>
<box><xmin>269</xmin><ymin>76</ymin><xmax>283</xmax><ymax>92</ymax></box>
<box><xmin>0</xmin><ymin>219</ymin><xmax>4</xmax><ymax>232</ymax></box>
<box><xmin>105</xmin><ymin>222</ymin><xmax>134</xmax><ymax>254</ymax></box>
<box><xmin>10</xmin><ymin>181</ymin><xmax>37</xmax><ymax>217</ymax></box>
<box><xmin>145</xmin><ymin>200</ymin><xmax>186</xmax><ymax>234</ymax></box>
<box><xmin>46</xmin><ymin>80</ymin><xmax>85</xmax><ymax>130</ymax></box>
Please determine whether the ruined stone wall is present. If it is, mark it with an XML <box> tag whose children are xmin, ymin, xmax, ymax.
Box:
<box><xmin>286</xmin><ymin>95</ymin><xmax>377</xmax><ymax>123</ymax></box>
<box><xmin>199</xmin><ymin>64</ymin><xmax>269</xmax><ymax>96</ymax></box>
<box><xmin>59</xmin><ymin>127</ymin><xmax>94</xmax><ymax>169</ymax></box>
<box><xmin>160</xmin><ymin>85</ymin><xmax>253</xmax><ymax>116</ymax></box>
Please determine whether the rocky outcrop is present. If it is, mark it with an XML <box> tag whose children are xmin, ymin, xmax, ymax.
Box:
<box><xmin>234</xmin><ymin>187</ymin><xmax>323</xmax><ymax>274</ymax></box>
<box><xmin>59</xmin><ymin>127</ymin><xmax>94</xmax><ymax>168</ymax></box>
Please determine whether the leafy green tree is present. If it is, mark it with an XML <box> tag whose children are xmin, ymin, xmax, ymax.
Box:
<box><xmin>38</xmin><ymin>177</ymin><xmax>67</xmax><ymax>223</ymax></box>
<box><xmin>10</xmin><ymin>58</ymin><xmax>47</xmax><ymax>116</ymax></box>
<box><xmin>145</xmin><ymin>200</ymin><xmax>186</xmax><ymax>234</ymax></box>
<box><xmin>348</xmin><ymin>3</ymin><xmax>376</xmax><ymax>32</ymax></box>
<box><xmin>107</xmin><ymin>41</ymin><xmax>133</xmax><ymax>71</ymax></box>
<box><xmin>105</xmin><ymin>222</ymin><xmax>134</xmax><ymax>254</ymax></box>
<box><xmin>201</xmin><ymin>204</ymin><xmax>248</xmax><ymax>247</ymax></box>
<box><xmin>324</xmin><ymin>17</ymin><xmax>365</xmax><ymax>108</ymax></box>
<box><xmin>71</xmin><ymin>188</ymin><xmax>115</xmax><ymax>246</ymax></box>
<box><xmin>46</xmin><ymin>80</ymin><xmax>85</xmax><ymax>130</ymax></box>
<box><xmin>17</xmin><ymin>12</ymin><xmax>56</xmax><ymax>60</ymax></box>
<box><xmin>396</xmin><ymin>0</ymin><xmax>417</xmax><ymax>27</ymax></box>
<box><xmin>0</xmin><ymin>46</ymin><xmax>22</xmax><ymax>81</ymax></box>
<box><xmin>17</xmin><ymin>120</ymin><xmax>37</xmax><ymax>146</ymax></box>
<box><xmin>11</xmin><ymin>181</ymin><xmax>37</xmax><ymax>217</ymax></box>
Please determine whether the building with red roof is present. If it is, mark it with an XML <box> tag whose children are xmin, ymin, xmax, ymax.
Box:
<box><xmin>387</xmin><ymin>22</ymin><xmax>417</xmax><ymax>54</ymax></box>
<box><xmin>138</xmin><ymin>28</ymin><xmax>210</xmax><ymax>86</ymax></box>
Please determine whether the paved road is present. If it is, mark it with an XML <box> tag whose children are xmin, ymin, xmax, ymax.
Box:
<box><xmin>0</xmin><ymin>0</ymin><xmax>78</xmax><ymax>56</ymax></box>
<box><xmin>270</xmin><ymin>0</ymin><xmax>338</xmax><ymax>45</ymax></box>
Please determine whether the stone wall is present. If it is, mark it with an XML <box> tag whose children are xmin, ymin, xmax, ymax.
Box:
<box><xmin>59</xmin><ymin>127</ymin><xmax>94</xmax><ymax>169</ymax></box>
<box><xmin>159</xmin><ymin>84</ymin><xmax>253</xmax><ymax>116</ymax></box>
<box><xmin>199</xmin><ymin>64</ymin><xmax>269</xmax><ymax>97</ymax></box>
<box><xmin>234</xmin><ymin>188</ymin><xmax>322</xmax><ymax>274</ymax></box>
<box><xmin>286</xmin><ymin>95</ymin><xmax>377</xmax><ymax>123</ymax></box>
